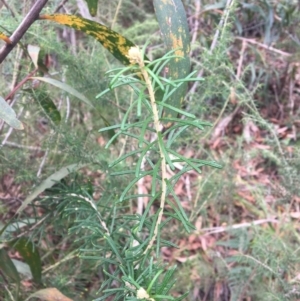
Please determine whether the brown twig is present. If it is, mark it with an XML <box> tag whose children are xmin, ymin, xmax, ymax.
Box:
<box><xmin>235</xmin><ymin>37</ymin><xmax>292</xmax><ymax>57</ymax></box>
<box><xmin>5</xmin><ymin>67</ymin><xmax>38</xmax><ymax>102</ymax></box>
<box><xmin>0</xmin><ymin>0</ymin><xmax>48</xmax><ymax>64</ymax></box>
<box><xmin>53</xmin><ymin>0</ymin><xmax>69</xmax><ymax>13</ymax></box>
<box><xmin>0</xmin><ymin>0</ymin><xmax>17</xmax><ymax>18</ymax></box>
<box><xmin>190</xmin><ymin>0</ymin><xmax>200</xmax><ymax>56</ymax></box>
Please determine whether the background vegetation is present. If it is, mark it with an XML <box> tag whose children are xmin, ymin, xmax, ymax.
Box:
<box><xmin>1</xmin><ymin>0</ymin><xmax>300</xmax><ymax>300</ymax></box>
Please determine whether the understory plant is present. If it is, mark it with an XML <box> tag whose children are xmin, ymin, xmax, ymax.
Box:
<box><xmin>0</xmin><ymin>0</ymin><xmax>222</xmax><ymax>300</ymax></box>
<box><xmin>87</xmin><ymin>46</ymin><xmax>221</xmax><ymax>300</ymax></box>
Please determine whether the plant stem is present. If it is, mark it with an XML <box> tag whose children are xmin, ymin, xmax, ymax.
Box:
<box><xmin>0</xmin><ymin>0</ymin><xmax>48</xmax><ymax>64</ymax></box>
<box><xmin>127</xmin><ymin>47</ymin><xmax>167</xmax><ymax>254</ymax></box>
<box><xmin>142</xmin><ymin>65</ymin><xmax>167</xmax><ymax>254</ymax></box>
<box><xmin>5</xmin><ymin>68</ymin><xmax>38</xmax><ymax>102</ymax></box>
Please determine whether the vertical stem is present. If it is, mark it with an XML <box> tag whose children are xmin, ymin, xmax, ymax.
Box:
<box><xmin>141</xmin><ymin>65</ymin><xmax>167</xmax><ymax>254</ymax></box>
<box><xmin>126</xmin><ymin>47</ymin><xmax>168</xmax><ymax>254</ymax></box>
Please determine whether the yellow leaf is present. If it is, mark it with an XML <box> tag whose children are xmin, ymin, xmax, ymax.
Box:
<box><xmin>39</xmin><ymin>14</ymin><xmax>136</xmax><ymax>65</ymax></box>
<box><xmin>0</xmin><ymin>31</ymin><xmax>12</xmax><ymax>44</ymax></box>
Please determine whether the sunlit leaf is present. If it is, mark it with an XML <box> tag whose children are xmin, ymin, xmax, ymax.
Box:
<box><xmin>27</xmin><ymin>44</ymin><xmax>40</xmax><ymax>68</ymax></box>
<box><xmin>0</xmin><ymin>96</ymin><xmax>24</xmax><ymax>130</ymax></box>
<box><xmin>27</xmin><ymin>44</ymin><xmax>49</xmax><ymax>73</ymax></box>
<box><xmin>0</xmin><ymin>31</ymin><xmax>11</xmax><ymax>44</ymax></box>
<box><xmin>16</xmin><ymin>163</ymin><xmax>87</xmax><ymax>215</ymax></box>
<box><xmin>153</xmin><ymin>0</ymin><xmax>191</xmax><ymax>120</ymax></box>
<box><xmin>11</xmin><ymin>259</ymin><xmax>33</xmax><ymax>279</ymax></box>
<box><xmin>8</xmin><ymin>238</ymin><xmax>42</xmax><ymax>284</ymax></box>
<box><xmin>39</xmin><ymin>14</ymin><xmax>136</xmax><ymax>65</ymax></box>
<box><xmin>85</xmin><ymin>0</ymin><xmax>98</xmax><ymax>16</ymax></box>
<box><xmin>25</xmin><ymin>288</ymin><xmax>73</xmax><ymax>301</ymax></box>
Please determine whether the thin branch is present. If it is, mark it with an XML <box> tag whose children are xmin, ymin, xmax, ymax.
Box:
<box><xmin>5</xmin><ymin>68</ymin><xmax>38</xmax><ymax>101</ymax></box>
<box><xmin>190</xmin><ymin>0</ymin><xmax>201</xmax><ymax>51</ymax></box>
<box><xmin>1</xmin><ymin>141</ymin><xmax>44</xmax><ymax>152</ymax></box>
<box><xmin>0</xmin><ymin>0</ymin><xmax>48</xmax><ymax>64</ymax></box>
<box><xmin>188</xmin><ymin>0</ymin><xmax>235</xmax><ymax>96</ymax></box>
<box><xmin>111</xmin><ymin>0</ymin><xmax>123</xmax><ymax>29</ymax></box>
<box><xmin>0</xmin><ymin>0</ymin><xmax>17</xmax><ymax>18</ymax></box>
<box><xmin>126</xmin><ymin>47</ymin><xmax>167</xmax><ymax>254</ymax></box>
<box><xmin>37</xmin><ymin>149</ymin><xmax>49</xmax><ymax>178</ymax></box>
<box><xmin>199</xmin><ymin>218</ymin><xmax>278</xmax><ymax>235</ymax></box>
<box><xmin>53</xmin><ymin>0</ymin><xmax>69</xmax><ymax>13</ymax></box>
<box><xmin>235</xmin><ymin>37</ymin><xmax>292</xmax><ymax>57</ymax></box>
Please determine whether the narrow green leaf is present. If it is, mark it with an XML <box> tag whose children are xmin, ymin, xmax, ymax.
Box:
<box><xmin>8</xmin><ymin>238</ymin><xmax>42</xmax><ymax>284</ymax></box>
<box><xmin>85</xmin><ymin>0</ymin><xmax>98</xmax><ymax>16</ymax></box>
<box><xmin>109</xmin><ymin>149</ymin><xmax>142</xmax><ymax>169</ymax></box>
<box><xmin>104</xmin><ymin>235</ymin><xmax>124</xmax><ymax>264</ymax></box>
<box><xmin>156</xmin><ymin>101</ymin><xmax>196</xmax><ymax>118</ymax></box>
<box><xmin>16</xmin><ymin>163</ymin><xmax>87</xmax><ymax>215</ymax></box>
<box><xmin>167</xmin><ymin>148</ymin><xmax>202</xmax><ymax>174</ymax></box>
<box><xmin>119</xmin><ymin>171</ymin><xmax>153</xmax><ymax>203</ymax></box>
<box><xmin>0</xmin><ymin>96</ymin><xmax>23</xmax><ymax>130</ymax></box>
<box><xmin>135</xmin><ymin>142</ymin><xmax>156</xmax><ymax>177</ymax></box>
<box><xmin>153</xmin><ymin>0</ymin><xmax>191</xmax><ymax>119</ymax></box>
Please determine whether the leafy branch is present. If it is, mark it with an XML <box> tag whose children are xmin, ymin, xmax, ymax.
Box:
<box><xmin>126</xmin><ymin>46</ymin><xmax>168</xmax><ymax>254</ymax></box>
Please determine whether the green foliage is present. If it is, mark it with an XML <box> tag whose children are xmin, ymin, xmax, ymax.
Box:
<box><xmin>1</xmin><ymin>0</ymin><xmax>300</xmax><ymax>301</ymax></box>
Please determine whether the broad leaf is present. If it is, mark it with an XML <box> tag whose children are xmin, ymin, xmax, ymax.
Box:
<box><xmin>27</xmin><ymin>44</ymin><xmax>48</xmax><ymax>73</ymax></box>
<box><xmin>85</xmin><ymin>0</ymin><xmax>98</xmax><ymax>16</ymax></box>
<box><xmin>8</xmin><ymin>238</ymin><xmax>42</xmax><ymax>284</ymax></box>
<box><xmin>16</xmin><ymin>163</ymin><xmax>87</xmax><ymax>215</ymax></box>
<box><xmin>11</xmin><ymin>259</ymin><xmax>33</xmax><ymax>279</ymax></box>
<box><xmin>30</xmin><ymin>77</ymin><xmax>94</xmax><ymax>107</ymax></box>
<box><xmin>29</xmin><ymin>77</ymin><xmax>114</xmax><ymax>136</ymax></box>
<box><xmin>0</xmin><ymin>96</ymin><xmax>24</xmax><ymax>130</ymax></box>
<box><xmin>27</xmin><ymin>44</ymin><xmax>40</xmax><ymax>68</ymax></box>
<box><xmin>39</xmin><ymin>14</ymin><xmax>136</xmax><ymax>65</ymax></box>
<box><xmin>153</xmin><ymin>0</ymin><xmax>191</xmax><ymax>120</ymax></box>
<box><xmin>0</xmin><ymin>248</ymin><xmax>20</xmax><ymax>284</ymax></box>
<box><xmin>30</xmin><ymin>88</ymin><xmax>61</xmax><ymax>126</ymax></box>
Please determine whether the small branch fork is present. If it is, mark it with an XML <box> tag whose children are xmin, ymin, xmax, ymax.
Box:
<box><xmin>0</xmin><ymin>0</ymin><xmax>48</xmax><ymax>64</ymax></box>
<box><xmin>126</xmin><ymin>47</ymin><xmax>167</xmax><ymax>254</ymax></box>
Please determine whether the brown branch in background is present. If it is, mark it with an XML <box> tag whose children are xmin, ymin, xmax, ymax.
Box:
<box><xmin>0</xmin><ymin>0</ymin><xmax>16</xmax><ymax>18</ymax></box>
<box><xmin>235</xmin><ymin>37</ymin><xmax>292</xmax><ymax>57</ymax></box>
<box><xmin>190</xmin><ymin>0</ymin><xmax>200</xmax><ymax>55</ymax></box>
<box><xmin>0</xmin><ymin>0</ymin><xmax>48</xmax><ymax>64</ymax></box>
<box><xmin>54</xmin><ymin>0</ymin><xmax>69</xmax><ymax>13</ymax></box>
<box><xmin>5</xmin><ymin>68</ymin><xmax>38</xmax><ymax>102</ymax></box>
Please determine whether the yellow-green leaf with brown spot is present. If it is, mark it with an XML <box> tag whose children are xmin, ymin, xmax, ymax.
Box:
<box><xmin>39</xmin><ymin>14</ymin><xmax>136</xmax><ymax>66</ymax></box>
